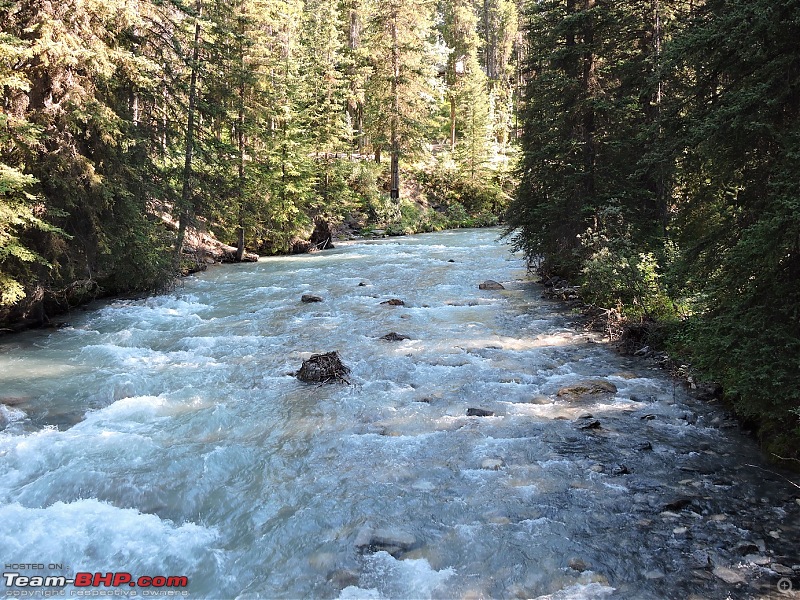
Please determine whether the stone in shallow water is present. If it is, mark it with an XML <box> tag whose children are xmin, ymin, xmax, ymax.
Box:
<box><xmin>557</xmin><ymin>380</ymin><xmax>618</xmax><ymax>401</ymax></box>
<box><xmin>479</xmin><ymin>280</ymin><xmax>505</xmax><ymax>290</ymax></box>
<box><xmin>712</xmin><ymin>566</ymin><xmax>745</xmax><ymax>584</ymax></box>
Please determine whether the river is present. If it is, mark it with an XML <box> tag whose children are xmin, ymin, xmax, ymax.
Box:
<box><xmin>0</xmin><ymin>228</ymin><xmax>798</xmax><ymax>599</ymax></box>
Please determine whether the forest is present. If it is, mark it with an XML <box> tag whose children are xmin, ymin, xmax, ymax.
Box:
<box><xmin>0</xmin><ymin>0</ymin><xmax>519</xmax><ymax>317</ymax></box>
<box><xmin>1</xmin><ymin>0</ymin><xmax>799</xmax><ymax>457</ymax></box>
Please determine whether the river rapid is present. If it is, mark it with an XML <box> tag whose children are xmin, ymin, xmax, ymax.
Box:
<box><xmin>0</xmin><ymin>228</ymin><xmax>798</xmax><ymax>599</ymax></box>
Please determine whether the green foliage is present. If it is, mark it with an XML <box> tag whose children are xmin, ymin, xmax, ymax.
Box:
<box><xmin>510</xmin><ymin>0</ymin><xmax>800</xmax><ymax>457</ymax></box>
<box><xmin>580</xmin><ymin>238</ymin><xmax>675</xmax><ymax>322</ymax></box>
<box><xmin>419</xmin><ymin>159</ymin><xmax>510</xmax><ymax>216</ymax></box>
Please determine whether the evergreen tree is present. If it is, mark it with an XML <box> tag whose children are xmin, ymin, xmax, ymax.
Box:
<box><xmin>363</xmin><ymin>0</ymin><xmax>437</xmax><ymax>199</ymax></box>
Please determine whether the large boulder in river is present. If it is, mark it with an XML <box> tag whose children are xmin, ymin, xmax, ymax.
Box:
<box><xmin>296</xmin><ymin>352</ymin><xmax>351</xmax><ymax>384</ymax></box>
<box><xmin>479</xmin><ymin>280</ymin><xmax>505</xmax><ymax>290</ymax></box>
<box><xmin>557</xmin><ymin>379</ymin><xmax>618</xmax><ymax>401</ymax></box>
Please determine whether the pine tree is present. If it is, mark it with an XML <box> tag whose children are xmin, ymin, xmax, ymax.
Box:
<box><xmin>363</xmin><ymin>0</ymin><xmax>437</xmax><ymax>199</ymax></box>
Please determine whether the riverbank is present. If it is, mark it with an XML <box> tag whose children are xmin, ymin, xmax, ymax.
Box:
<box><xmin>536</xmin><ymin>273</ymin><xmax>800</xmax><ymax>470</ymax></box>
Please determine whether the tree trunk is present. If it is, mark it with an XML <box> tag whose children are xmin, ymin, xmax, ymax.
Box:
<box><xmin>235</xmin><ymin>68</ymin><xmax>246</xmax><ymax>262</ymax></box>
<box><xmin>175</xmin><ymin>5</ymin><xmax>202</xmax><ymax>263</ymax></box>
<box><xmin>450</xmin><ymin>94</ymin><xmax>456</xmax><ymax>150</ymax></box>
<box><xmin>581</xmin><ymin>0</ymin><xmax>596</xmax><ymax>202</ymax></box>
<box><xmin>390</xmin><ymin>9</ymin><xmax>400</xmax><ymax>200</ymax></box>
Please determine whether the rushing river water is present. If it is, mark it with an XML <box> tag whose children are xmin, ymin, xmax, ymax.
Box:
<box><xmin>1</xmin><ymin>228</ymin><xmax>798</xmax><ymax>599</ymax></box>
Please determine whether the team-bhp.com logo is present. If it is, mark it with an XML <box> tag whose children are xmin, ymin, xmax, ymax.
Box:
<box><xmin>4</xmin><ymin>571</ymin><xmax>188</xmax><ymax>596</ymax></box>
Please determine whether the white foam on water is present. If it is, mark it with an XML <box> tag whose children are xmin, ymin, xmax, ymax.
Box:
<box><xmin>340</xmin><ymin>552</ymin><xmax>455</xmax><ymax>600</ymax></box>
<box><xmin>533</xmin><ymin>582</ymin><xmax>616</xmax><ymax>599</ymax></box>
<box><xmin>0</xmin><ymin>499</ymin><xmax>218</xmax><ymax>574</ymax></box>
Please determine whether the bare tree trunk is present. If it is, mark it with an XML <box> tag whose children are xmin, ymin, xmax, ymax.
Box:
<box><xmin>235</xmin><ymin>69</ymin><xmax>246</xmax><ymax>262</ymax></box>
<box><xmin>390</xmin><ymin>8</ymin><xmax>400</xmax><ymax>200</ymax></box>
<box><xmin>581</xmin><ymin>0</ymin><xmax>596</xmax><ymax>202</ymax></box>
<box><xmin>450</xmin><ymin>94</ymin><xmax>456</xmax><ymax>150</ymax></box>
<box><xmin>175</xmin><ymin>4</ymin><xmax>202</xmax><ymax>263</ymax></box>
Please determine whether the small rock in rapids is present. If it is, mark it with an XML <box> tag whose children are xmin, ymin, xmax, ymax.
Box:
<box><xmin>355</xmin><ymin>527</ymin><xmax>417</xmax><ymax>558</ymax></box>
<box><xmin>380</xmin><ymin>332</ymin><xmax>410</xmax><ymax>341</ymax></box>
<box><xmin>479</xmin><ymin>280</ymin><xmax>505</xmax><ymax>290</ymax></box>
<box><xmin>301</xmin><ymin>294</ymin><xmax>323</xmax><ymax>303</ymax></box>
<box><xmin>380</xmin><ymin>298</ymin><xmax>405</xmax><ymax>306</ymax></box>
<box><xmin>467</xmin><ymin>407</ymin><xmax>494</xmax><ymax>417</ymax></box>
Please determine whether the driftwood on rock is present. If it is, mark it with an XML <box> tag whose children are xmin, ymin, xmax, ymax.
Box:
<box><xmin>296</xmin><ymin>351</ymin><xmax>351</xmax><ymax>384</ymax></box>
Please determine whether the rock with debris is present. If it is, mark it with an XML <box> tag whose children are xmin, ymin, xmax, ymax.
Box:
<box><xmin>296</xmin><ymin>352</ymin><xmax>351</xmax><ymax>384</ymax></box>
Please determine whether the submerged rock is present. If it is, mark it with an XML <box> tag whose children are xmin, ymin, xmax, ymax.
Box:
<box><xmin>479</xmin><ymin>280</ymin><xmax>505</xmax><ymax>290</ymax></box>
<box><xmin>712</xmin><ymin>566</ymin><xmax>745</xmax><ymax>585</ymax></box>
<box><xmin>328</xmin><ymin>569</ymin><xmax>359</xmax><ymax>590</ymax></box>
<box><xmin>301</xmin><ymin>294</ymin><xmax>323</xmax><ymax>303</ymax></box>
<box><xmin>557</xmin><ymin>380</ymin><xmax>618</xmax><ymax>401</ymax></box>
<box><xmin>355</xmin><ymin>527</ymin><xmax>417</xmax><ymax>558</ymax></box>
<box><xmin>296</xmin><ymin>352</ymin><xmax>351</xmax><ymax>384</ymax></box>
